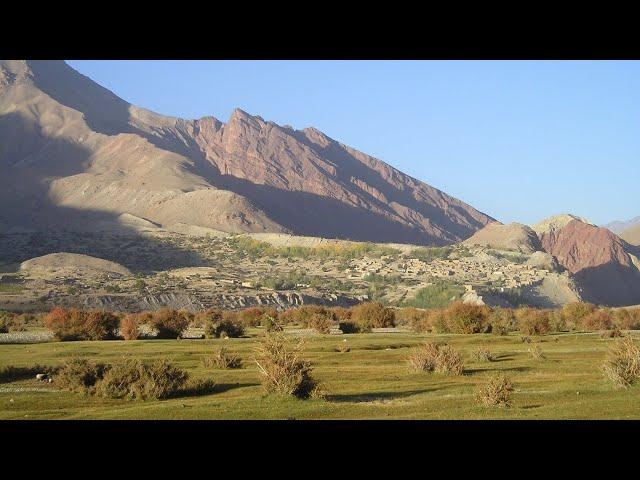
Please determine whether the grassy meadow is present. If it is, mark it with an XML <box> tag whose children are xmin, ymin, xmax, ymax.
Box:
<box><xmin>1</xmin><ymin>329</ymin><xmax>639</xmax><ymax>419</ymax></box>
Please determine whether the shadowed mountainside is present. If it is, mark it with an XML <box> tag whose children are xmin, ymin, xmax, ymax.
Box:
<box><xmin>537</xmin><ymin>218</ymin><xmax>640</xmax><ymax>306</ymax></box>
<box><xmin>0</xmin><ymin>60</ymin><xmax>493</xmax><ymax>245</ymax></box>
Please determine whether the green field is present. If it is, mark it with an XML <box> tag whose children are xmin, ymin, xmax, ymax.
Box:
<box><xmin>1</xmin><ymin>330</ymin><xmax>639</xmax><ymax>419</ymax></box>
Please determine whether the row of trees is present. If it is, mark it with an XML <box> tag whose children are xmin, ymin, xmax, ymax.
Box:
<box><xmin>39</xmin><ymin>301</ymin><xmax>640</xmax><ymax>342</ymax></box>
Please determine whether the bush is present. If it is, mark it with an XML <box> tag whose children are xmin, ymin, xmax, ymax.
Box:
<box><xmin>475</xmin><ymin>374</ymin><xmax>514</xmax><ymax>407</ymax></box>
<box><xmin>97</xmin><ymin>359</ymin><xmax>189</xmax><ymax>400</ymax></box>
<box><xmin>489</xmin><ymin>308</ymin><xmax>516</xmax><ymax>335</ymax></box>
<box><xmin>471</xmin><ymin>346</ymin><xmax>493</xmax><ymax>362</ymax></box>
<box><xmin>517</xmin><ymin>308</ymin><xmax>551</xmax><ymax>335</ymax></box>
<box><xmin>338</xmin><ymin>321</ymin><xmax>362</xmax><ymax>334</ymax></box>
<box><xmin>237</xmin><ymin>307</ymin><xmax>277</xmax><ymax>327</ymax></box>
<box><xmin>396</xmin><ymin>307</ymin><xmax>434</xmax><ymax>332</ymax></box>
<box><xmin>407</xmin><ymin>342</ymin><xmax>464</xmax><ymax>375</ymax></box>
<box><xmin>203</xmin><ymin>310</ymin><xmax>245</xmax><ymax>338</ymax></box>
<box><xmin>306</xmin><ymin>312</ymin><xmax>334</xmax><ymax>334</ymax></box>
<box><xmin>44</xmin><ymin>308</ymin><xmax>120</xmax><ymax>341</ymax></box>
<box><xmin>120</xmin><ymin>314</ymin><xmax>141</xmax><ymax>340</ymax></box>
<box><xmin>329</xmin><ymin>306</ymin><xmax>352</xmax><ymax>321</ymax></box>
<box><xmin>561</xmin><ymin>302</ymin><xmax>597</xmax><ymax>330</ymax></box>
<box><xmin>149</xmin><ymin>309</ymin><xmax>190</xmax><ymax>339</ymax></box>
<box><xmin>602</xmin><ymin>336</ymin><xmax>640</xmax><ymax>388</ymax></box>
<box><xmin>56</xmin><ymin>358</ymin><xmax>110</xmax><ymax>394</ymax></box>
<box><xmin>254</xmin><ymin>332</ymin><xmax>323</xmax><ymax>399</ymax></box>
<box><xmin>444</xmin><ymin>302</ymin><xmax>490</xmax><ymax>334</ymax></box>
<box><xmin>350</xmin><ymin>302</ymin><xmax>396</xmax><ymax>331</ymax></box>
<box><xmin>202</xmin><ymin>347</ymin><xmax>242</xmax><ymax>369</ymax></box>
<box><xmin>612</xmin><ymin>308</ymin><xmax>640</xmax><ymax>330</ymax></box>
<box><xmin>581</xmin><ymin>310</ymin><xmax>613</xmax><ymax>331</ymax></box>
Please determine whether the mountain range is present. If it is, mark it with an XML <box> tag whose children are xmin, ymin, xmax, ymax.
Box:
<box><xmin>1</xmin><ymin>60</ymin><xmax>639</xmax><ymax>307</ymax></box>
<box><xmin>0</xmin><ymin>60</ymin><xmax>493</xmax><ymax>245</ymax></box>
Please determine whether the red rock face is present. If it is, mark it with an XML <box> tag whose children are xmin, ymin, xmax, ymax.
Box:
<box><xmin>539</xmin><ymin>220</ymin><xmax>640</xmax><ymax>305</ymax></box>
<box><xmin>173</xmin><ymin>109</ymin><xmax>494</xmax><ymax>245</ymax></box>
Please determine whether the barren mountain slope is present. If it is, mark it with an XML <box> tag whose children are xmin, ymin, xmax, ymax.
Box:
<box><xmin>0</xmin><ymin>60</ymin><xmax>493</xmax><ymax>245</ymax></box>
<box><xmin>537</xmin><ymin>218</ymin><xmax>640</xmax><ymax>306</ymax></box>
<box><xmin>463</xmin><ymin>222</ymin><xmax>542</xmax><ymax>253</ymax></box>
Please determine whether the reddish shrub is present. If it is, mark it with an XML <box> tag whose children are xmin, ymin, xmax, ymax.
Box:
<box><xmin>236</xmin><ymin>307</ymin><xmax>277</xmax><ymax>327</ymax></box>
<box><xmin>444</xmin><ymin>302</ymin><xmax>490</xmax><ymax>334</ymax></box>
<box><xmin>44</xmin><ymin>308</ymin><xmax>119</xmax><ymax>341</ymax></box>
<box><xmin>350</xmin><ymin>302</ymin><xmax>396</xmax><ymax>330</ymax></box>
<box><xmin>581</xmin><ymin>309</ymin><xmax>613</xmax><ymax>331</ymax></box>
<box><xmin>561</xmin><ymin>302</ymin><xmax>597</xmax><ymax>330</ymax></box>
<box><xmin>150</xmin><ymin>309</ymin><xmax>190</xmax><ymax>339</ymax></box>
<box><xmin>120</xmin><ymin>314</ymin><xmax>141</xmax><ymax>340</ymax></box>
<box><xmin>517</xmin><ymin>308</ymin><xmax>551</xmax><ymax>335</ymax></box>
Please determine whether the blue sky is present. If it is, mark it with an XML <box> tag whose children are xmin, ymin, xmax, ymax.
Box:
<box><xmin>68</xmin><ymin>60</ymin><xmax>640</xmax><ymax>226</ymax></box>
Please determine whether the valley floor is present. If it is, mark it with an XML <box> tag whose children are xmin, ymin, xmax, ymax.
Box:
<box><xmin>1</xmin><ymin>330</ymin><xmax>638</xmax><ymax>419</ymax></box>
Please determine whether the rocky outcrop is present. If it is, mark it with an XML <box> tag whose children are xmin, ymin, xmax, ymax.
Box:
<box><xmin>538</xmin><ymin>218</ymin><xmax>640</xmax><ymax>306</ymax></box>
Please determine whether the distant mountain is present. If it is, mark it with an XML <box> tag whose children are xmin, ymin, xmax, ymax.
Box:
<box><xmin>620</xmin><ymin>224</ymin><xmax>640</xmax><ymax>246</ymax></box>
<box><xmin>0</xmin><ymin>60</ymin><xmax>494</xmax><ymax>245</ymax></box>
<box><xmin>536</xmin><ymin>215</ymin><xmax>640</xmax><ymax>306</ymax></box>
<box><xmin>605</xmin><ymin>216</ymin><xmax>640</xmax><ymax>234</ymax></box>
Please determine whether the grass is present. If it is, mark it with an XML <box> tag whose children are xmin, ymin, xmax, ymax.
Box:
<box><xmin>1</xmin><ymin>330</ymin><xmax>639</xmax><ymax>419</ymax></box>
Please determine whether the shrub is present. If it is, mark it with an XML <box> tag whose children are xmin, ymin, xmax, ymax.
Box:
<box><xmin>149</xmin><ymin>309</ymin><xmax>190</xmax><ymax>339</ymax></box>
<box><xmin>396</xmin><ymin>307</ymin><xmax>433</xmax><ymax>332</ymax></box>
<box><xmin>407</xmin><ymin>342</ymin><xmax>464</xmax><ymax>375</ymax></box>
<box><xmin>202</xmin><ymin>346</ymin><xmax>242</xmax><ymax>369</ymax></box>
<box><xmin>44</xmin><ymin>308</ymin><xmax>119</xmax><ymax>341</ymax></box>
<box><xmin>338</xmin><ymin>321</ymin><xmax>363</xmax><ymax>334</ymax></box>
<box><xmin>350</xmin><ymin>302</ymin><xmax>396</xmax><ymax>330</ymax></box>
<box><xmin>407</xmin><ymin>342</ymin><xmax>440</xmax><ymax>372</ymax></box>
<box><xmin>56</xmin><ymin>358</ymin><xmax>110</xmax><ymax>394</ymax></box>
<box><xmin>237</xmin><ymin>307</ymin><xmax>277</xmax><ymax>327</ymax></box>
<box><xmin>528</xmin><ymin>345</ymin><xmax>546</xmax><ymax>360</ymax></box>
<box><xmin>203</xmin><ymin>310</ymin><xmax>245</xmax><ymax>338</ymax></box>
<box><xmin>561</xmin><ymin>302</ymin><xmax>597</xmax><ymax>330</ymax></box>
<box><xmin>329</xmin><ymin>306</ymin><xmax>352</xmax><ymax>322</ymax></box>
<box><xmin>254</xmin><ymin>332</ymin><xmax>323</xmax><ymax>399</ymax></box>
<box><xmin>120</xmin><ymin>314</ymin><xmax>141</xmax><ymax>340</ymax></box>
<box><xmin>602</xmin><ymin>336</ymin><xmax>640</xmax><ymax>388</ymax></box>
<box><xmin>475</xmin><ymin>374</ymin><xmax>514</xmax><ymax>407</ymax></box>
<box><xmin>581</xmin><ymin>310</ymin><xmax>613</xmax><ymax>331</ymax></box>
<box><xmin>97</xmin><ymin>359</ymin><xmax>189</xmax><ymax>400</ymax></box>
<box><xmin>444</xmin><ymin>302</ymin><xmax>490</xmax><ymax>334</ymax></box>
<box><xmin>548</xmin><ymin>310</ymin><xmax>568</xmax><ymax>333</ymax></box>
<box><xmin>306</xmin><ymin>312</ymin><xmax>334</xmax><ymax>334</ymax></box>
<box><xmin>489</xmin><ymin>308</ymin><xmax>516</xmax><ymax>335</ymax></box>
<box><xmin>517</xmin><ymin>308</ymin><xmax>551</xmax><ymax>335</ymax></box>
<box><xmin>471</xmin><ymin>346</ymin><xmax>493</xmax><ymax>362</ymax></box>
<box><xmin>612</xmin><ymin>308</ymin><xmax>639</xmax><ymax>330</ymax></box>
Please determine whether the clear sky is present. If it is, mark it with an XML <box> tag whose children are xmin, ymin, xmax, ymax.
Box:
<box><xmin>67</xmin><ymin>60</ymin><xmax>640</xmax><ymax>226</ymax></box>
